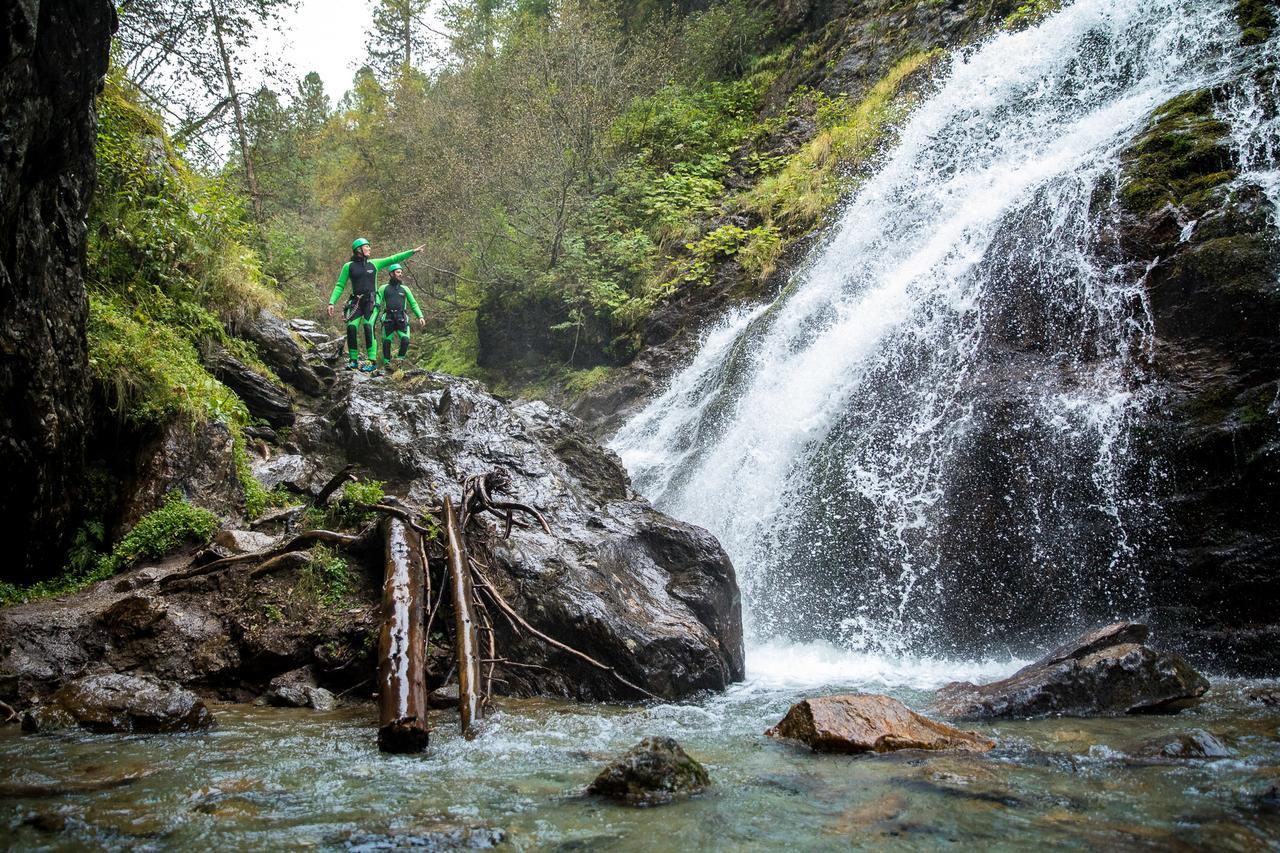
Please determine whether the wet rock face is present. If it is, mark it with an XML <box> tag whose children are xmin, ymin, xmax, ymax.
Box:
<box><xmin>334</xmin><ymin>372</ymin><xmax>745</xmax><ymax>701</ymax></box>
<box><xmin>932</xmin><ymin>623</ymin><xmax>1210</xmax><ymax>719</ymax></box>
<box><xmin>766</xmin><ymin>694</ymin><xmax>995</xmax><ymax>754</ymax></box>
<box><xmin>239</xmin><ymin>309</ymin><xmax>326</xmax><ymax>397</ymax></box>
<box><xmin>21</xmin><ymin>673</ymin><xmax>213</xmax><ymax>734</ymax></box>
<box><xmin>1110</xmin><ymin>86</ymin><xmax>1280</xmax><ymax>674</ymax></box>
<box><xmin>586</xmin><ymin>736</ymin><xmax>711</xmax><ymax>805</ymax></box>
<box><xmin>206</xmin><ymin>346</ymin><xmax>295</xmax><ymax>428</ymax></box>
<box><xmin>118</xmin><ymin>418</ymin><xmax>244</xmax><ymax>529</ymax></box>
<box><xmin>0</xmin><ymin>0</ymin><xmax>116</xmax><ymax>582</ymax></box>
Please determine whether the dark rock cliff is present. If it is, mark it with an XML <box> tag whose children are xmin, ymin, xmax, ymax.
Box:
<box><xmin>0</xmin><ymin>0</ymin><xmax>116</xmax><ymax>582</ymax></box>
<box><xmin>1112</xmin><ymin>84</ymin><xmax>1280</xmax><ymax>673</ymax></box>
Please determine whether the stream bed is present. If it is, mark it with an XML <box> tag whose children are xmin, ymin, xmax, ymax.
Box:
<box><xmin>2</xmin><ymin>648</ymin><xmax>1277</xmax><ymax>851</ymax></box>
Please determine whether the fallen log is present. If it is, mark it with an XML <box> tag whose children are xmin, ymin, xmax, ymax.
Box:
<box><xmin>376</xmin><ymin>517</ymin><xmax>430</xmax><ymax>754</ymax></box>
<box><xmin>444</xmin><ymin>496</ymin><xmax>483</xmax><ymax>738</ymax></box>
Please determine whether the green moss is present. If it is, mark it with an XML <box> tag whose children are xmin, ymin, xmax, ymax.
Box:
<box><xmin>1237</xmin><ymin>0</ymin><xmax>1277</xmax><ymax>44</ymax></box>
<box><xmin>0</xmin><ymin>491</ymin><xmax>218</xmax><ymax>606</ymax></box>
<box><xmin>1004</xmin><ymin>0</ymin><xmax>1062</xmax><ymax>31</ymax></box>
<box><xmin>1119</xmin><ymin>87</ymin><xmax>1236</xmax><ymax>216</ymax></box>
<box><xmin>563</xmin><ymin>365</ymin><xmax>613</xmax><ymax>396</ymax></box>
<box><xmin>742</xmin><ymin>50</ymin><xmax>940</xmax><ymax>237</ymax></box>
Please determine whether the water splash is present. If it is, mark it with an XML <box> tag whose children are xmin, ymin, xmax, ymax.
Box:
<box><xmin>615</xmin><ymin>0</ymin><xmax>1248</xmax><ymax>656</ymax></box>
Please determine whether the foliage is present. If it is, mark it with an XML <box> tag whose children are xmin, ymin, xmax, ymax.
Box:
<box><xmin>1003</xmin><ymin>0</ymin><xmax>1062</xmax><ymax>31</ymax></box>
<box><xmin>742</xmin><ymin>51</ymin><xmax>938</xmax><ymax>237</ymax></box>
<box><xmin>336</xmin><ymin>480</ymin><xmax>387</xmax><ymax>525</ymax></box>
<box><xmin>300</xmin><ymin>545</ymin><xmax>354</xmax><ymax>606</ymax></box>
<box><xmin>0</xmin><ymin>491</ymin><xmax>218</xmax><ymax>606</ymax></box>
<box><xmin>89</xmin><ymin>72</ymin><xmax>276</xmax><ymax>429</ymax></box>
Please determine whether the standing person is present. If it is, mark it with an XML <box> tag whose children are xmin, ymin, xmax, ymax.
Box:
<box><xmin>327</xmin><ymin>237</ymin><xmax>424</xmax><ymax>371</ymax></box>
<box><xmin>375</xmin><ymin>263</ymin><xmax>426</xmax><ymax>372</ymax></box>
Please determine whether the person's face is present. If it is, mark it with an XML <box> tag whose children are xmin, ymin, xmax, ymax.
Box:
<box><xmin>360</xmin><ymin>244</ymin><xmax>372</xmax><ymax>258</ymax></box>
<box><xmin>392</xmin><ymin>270</ymin><xmax>403</xmax><ymax>281</ymax></box>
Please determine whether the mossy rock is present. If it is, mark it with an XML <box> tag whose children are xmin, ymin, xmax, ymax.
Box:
<box><xmin>1119</xmin><ymin>87</ymin><xmax>1236</xmax><ymax>217</ymax></box>
<box><xmin>1237</xmin><ymin>0</ymin><xmax>1277</xmax><ymax>45</ymax></box>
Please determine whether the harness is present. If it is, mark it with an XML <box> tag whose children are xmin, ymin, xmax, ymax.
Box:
<box><xmin>343</xmin><ymin>256</ymin><xmax>378</xmax><ymax>319</ymax></box>
<box><xmin>382</xmin><ymin>282</ymin><xmax>409</xmax><ymax>327</ymax></box>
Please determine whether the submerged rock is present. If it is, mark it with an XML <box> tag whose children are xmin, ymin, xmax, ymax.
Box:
<box><xmin>766</xmin><ymin>694</ymin><xmax>994</xmax><ymax>754</ymax></box>
<box><xmin>22</xmin><ymin>673</ymin><xmax>213</xmax><ymax>734</ymax></box>
<box><xmin>586</xmin><ymin>736</ymin><xmax>711</xmax><ymax>805</ymax></box>
<box><xmin>1245</xmin><ymin>686</ymin><xmax>1280</xmax><ymax>708</ymax></box>
<box><xmin>932</xmin><ymin>622</ymin><xmax>1210</xmax><ymax>719</ymax></box>
<box><xmin>1124</xmin><ymin>729</ymin><xmax>1232</xmax><ymax>761</ymax></box>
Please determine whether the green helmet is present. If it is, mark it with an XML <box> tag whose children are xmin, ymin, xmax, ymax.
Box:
<box><xmin>387</xmin><ymin>263</ymin><xmax>402</xmax><ymax>273</ymax></box>
<box><xmin>351</xmin><ymin>237</ymin><xmax>370</xmax><ymax>251</ymax></box>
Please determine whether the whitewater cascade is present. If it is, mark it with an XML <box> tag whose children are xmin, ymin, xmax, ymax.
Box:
<box><xmin>614</xmin><ymin>0</ymin><xmax>1270</xmax><ymax>657</ymax></box>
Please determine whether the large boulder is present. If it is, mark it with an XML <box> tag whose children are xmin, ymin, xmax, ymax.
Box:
<box><xmin>239</xmin><ymin>310</ymin><xmax>326</xmax><ymax>396</ymax></box>
<box><xmin>206</xmin><ymin>346</ymin><xmax>295</xmax><ymax>428</ymax></box>
<box><xmin>586</xmin><ymin>736</ymin><xmax>711</xmax><ymax>805</ymax></box>
<box><xmin>333</xmin><ymin>372</ymin><xmax>744</xmax><ymax>701</ymax></box>
<box><xmin>932</xmin><ymin>622</ymin><xmax>1210</xmax><ymax>719</ymax></box>
<box><xmin>118</xmin><ymin>418</ymin><xmax>244</xmax><ymax>529</ymax></box>
<box><xmin>765</xmin><ymin>694</ymin><xmax>994</xmax><ymax>753</ymax></box>
<box><xmin>0</xmin><ymin>0</ymin><xmax>116</xmax><ymax>582</ymax></box>
<box><xmin>21</xmin><ymin>672</ymin><xmax>213</xmax><ymax>734</ymax></box>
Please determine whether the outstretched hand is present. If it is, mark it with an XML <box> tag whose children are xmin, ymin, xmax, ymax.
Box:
<box><xmin>326</xmin><ymin>304</ymin><xmax>334</xmax><ymax>317</ymax></box>
<box><xmin>413</xmin><ymin>244</ymin><xmax>426</xmax><ymax>253</ymax></box>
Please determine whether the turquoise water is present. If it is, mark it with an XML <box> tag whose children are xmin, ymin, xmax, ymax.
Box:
<box><xmin>2</xmin><ymin>653</ymin><xmax>1277</xmax><ymax>851</ymax></box>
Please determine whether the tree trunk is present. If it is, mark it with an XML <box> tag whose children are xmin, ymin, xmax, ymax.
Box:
<box><xmin>210</xmin><ymin>1</ymin><xmax>264</xmax><ymax>226</ymax></box>
<box><xmin>444</xmin><ymin>496</ymin><xmax>482</xmax><ymax>737</ymax></box>
<box><xmin>377</xmin><ymin>517</ymin><xmax>430</xmax><ymax>753</ymax></box>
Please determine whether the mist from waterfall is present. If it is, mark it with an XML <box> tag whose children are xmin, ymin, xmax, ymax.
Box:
<box><xmin>613</xmin><ymin>0</ymin><xmax>1253</xmax><ymax>657</ymax></box>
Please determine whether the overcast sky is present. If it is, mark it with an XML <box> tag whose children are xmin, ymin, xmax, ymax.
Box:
<box><xmin>272</xmin><ymin>0</ymin><xmax>371</xmax><ymax>98</ymax></box>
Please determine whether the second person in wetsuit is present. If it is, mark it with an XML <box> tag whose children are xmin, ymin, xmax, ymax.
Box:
<box><xmin>327</xmin><ymin>237</ymin><xmax>424</xmax><ymax>371</ymax></box>
<box><xmin>375</xmin><ymin>263</ymin><xmax>426</xmax><ymax>371</ymax></box>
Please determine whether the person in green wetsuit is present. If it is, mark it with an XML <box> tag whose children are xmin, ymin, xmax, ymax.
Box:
<box><xmin>327</xmin><ymin>237</ymin><xmax>424</xmax><ymax>371</ymax></box>
<box><xmin>375</xmin><ymin>264</ymin><xmax>426</xmax><ymax>371</ymax></box>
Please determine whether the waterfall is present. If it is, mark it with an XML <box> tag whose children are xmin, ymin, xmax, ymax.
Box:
<box><xmin>613</xmin><ymin>0</ymin><xmax>1255</xmax><ymax>657</ymax></box>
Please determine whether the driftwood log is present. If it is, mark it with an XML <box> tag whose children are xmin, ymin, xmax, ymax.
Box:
<box><xmin>444</xmin><ymin>496</ymin><xmax>483</xmax><ymax>738</ymax></box>
<box><xmin>376</xmin><ymin>517</ymin><xmax>430</xmax><ymax>753</ymax></box>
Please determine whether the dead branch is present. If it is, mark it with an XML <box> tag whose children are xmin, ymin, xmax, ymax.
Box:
<box><xmin>246</xmin><ymin>550</ymin><xmax>312</xmax><ymax>580</ymax></box>
<box><xmin>315</xmin><ymin>464</ymin><xmax>357</xmax><ymax>506</ymax></box>
<box><xmin>461</xmin><ymin>470</ymin><xmax>552</xmax><ymax>536</ymax></box>
<box><xmin>466</xmin><ymin>562</ymin><xmax>661</xmax><ymax>702</ymax></box>
<box><xmin>377</xmin><ymin>517</ymin><xmax>430</xmax><ymax>753</ymax></box>
<box><xmin>444</xmin><ymin>496</ymin><xmax>483</xmax><ymax>738</ymax></box>
<box><xmin>160</xmin><ymin>530</ymin><xmax>359</xmax><ymax>588</ymax></box>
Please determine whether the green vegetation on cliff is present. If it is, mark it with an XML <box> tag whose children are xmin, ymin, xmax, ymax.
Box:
<box><xmin>0</xmin><ymin>491</ymin><xmax>218</xmax><ymax>606</ymax></box>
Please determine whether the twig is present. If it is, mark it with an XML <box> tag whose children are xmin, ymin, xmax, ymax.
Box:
<box><xmin>160</xmin><ymin>530</ymin><xmax>358</xmax><ymax>587</ymax></box>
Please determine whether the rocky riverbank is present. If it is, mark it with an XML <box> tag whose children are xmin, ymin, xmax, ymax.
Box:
<box><xmin>0</xmin><ymin>313</ymin><xmax>744</xmax><ymax>711</ymax></box>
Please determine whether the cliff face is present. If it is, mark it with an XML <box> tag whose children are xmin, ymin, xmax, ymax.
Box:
<box><xmin>0</xmin><ymin>0</ymin><xmax>116</xmax><ymax>582</ymax></box>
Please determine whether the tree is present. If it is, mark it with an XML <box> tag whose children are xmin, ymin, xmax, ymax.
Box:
<box><xmin>114</xmin><ymin>0</ymin><xmax>296</xmax><ymax>173</ymax></box>
<box><xmin>368</xmin><ymin>0</ymin><xmax>436</xmax><ymax>80</ymax></box>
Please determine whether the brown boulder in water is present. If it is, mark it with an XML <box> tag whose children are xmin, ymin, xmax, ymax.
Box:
<box><xmin>932</xmin><ymin>622</ymin><xmax>1210</xmax><ymax>719</ymax></box>
<box><xmin>765</xmin><ymin>694</ymin><xmax>994</xmax><ymax>754</ymax></box>
<box><xmin>21</xmin><ymin>673</ymin><xmax>214</xmax><ymax>734</ymax></box>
